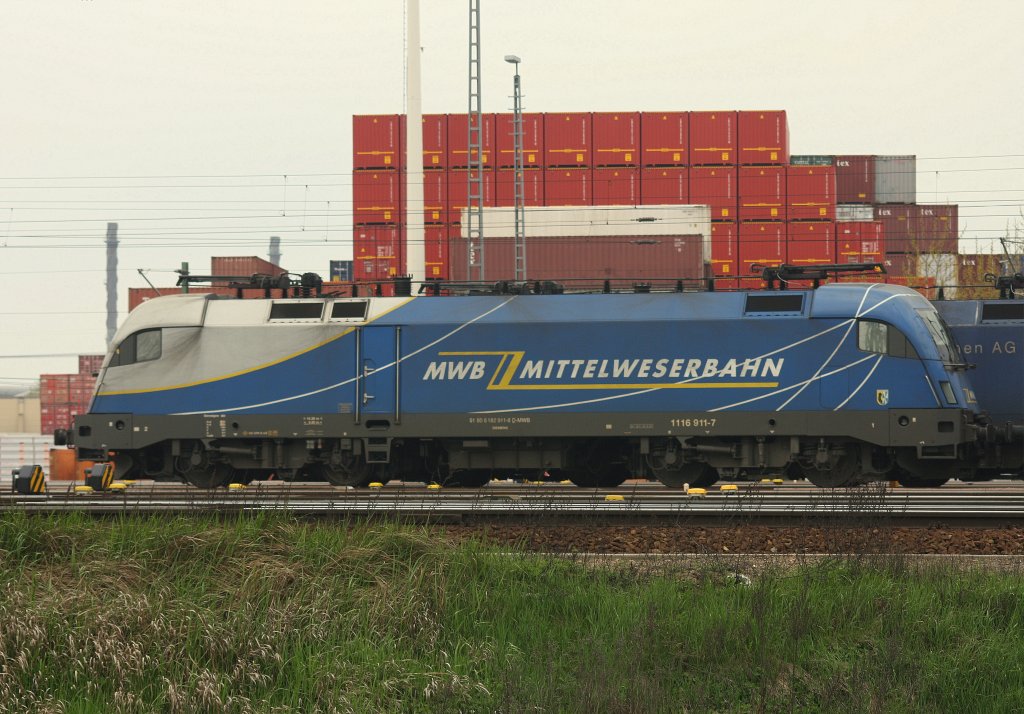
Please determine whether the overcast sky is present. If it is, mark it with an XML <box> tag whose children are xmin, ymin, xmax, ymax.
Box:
<box><xmin>2</xmin><ymin>0</ymin><xmax>1023</xmax><ymax>383</ymax></box>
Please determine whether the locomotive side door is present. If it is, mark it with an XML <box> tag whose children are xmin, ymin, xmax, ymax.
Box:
<box><xmin>356</xmin><ymin>325</ymin><xmax>400</xmax><ymax>421</ymax></box>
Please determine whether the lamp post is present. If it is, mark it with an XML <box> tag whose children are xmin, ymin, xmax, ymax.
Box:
<box><xmin>505</xmin><ymin>54</ymin><xmax>525</xmax><ymax>282</ymax></box>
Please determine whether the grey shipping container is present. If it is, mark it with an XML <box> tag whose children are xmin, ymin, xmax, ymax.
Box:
<box><xmin>874</xmin><ymin>155</ymin><xmax>916</xmax><ymax>204</ymax></box>
<box><xmin>836</xmin><ymin>204</ymin><xmax>874</xmax><ymax>222</ymax></box>
<box><xmin>789</xmin><ymin>155</ymin><xmax>834</xmax><ymax>166</ymax></box>
<box><xmin>330</xmin><ymin>260</ymin><xmax>353</xmax><ymax>281</ymax></box>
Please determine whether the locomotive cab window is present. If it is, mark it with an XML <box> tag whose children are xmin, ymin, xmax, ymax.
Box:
<box><xmin>915</xmin><ymin>308</ymin><xmax>958</xmax><ymax>363</ymax></box>
<box><xmin>857</xmin><ymin>321</ymin><xmax>918</xmax><ymax>359</ymax></box>
<box><xmin>110</xmin><ymin>329</ymin><xmax>162</xmax><ymax>367</ymax></box>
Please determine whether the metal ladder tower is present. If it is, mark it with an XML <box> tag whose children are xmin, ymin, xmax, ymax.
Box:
<box><xmin>466</xmin><ymin>0</ymin><xmax>484</xmax><ymax>281</ymax></box>
<box><xmin>509</xmin><ymin>61</ymin><xmax>526</xmax><ymax>281</ymax></box>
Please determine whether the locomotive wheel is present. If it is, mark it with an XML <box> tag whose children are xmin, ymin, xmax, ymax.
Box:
<box><xmin>896</xmin><ymin>477</ymin><xmax>950</xmax><ymax>488</ymax></box>
<box><xmin>566</xmin><ymin>443</ymin><xmax>630</xmax><ymax>488</ymax></box>
<box><xmin>801</xmin><ymin>454</ymin><xmax>862</xmax><ymax>488</ymax></box>
<box><xmin>446</xmin><ymin>470</ymin><xmax>492</xmax><ymax>488</ymax></box>
<box><xmin>654</xmin><ymin>462</ymin><xmax>718</xmax><ymax>489</ymax></box>
<box><xmin>184</xmin><ymin>463</ymin><xmax>235</xmax><ymax>489</ymax></box>
<box><xmin>307</xmin><ymin>461</ymin><xmax>377</xmax><ymax>488</ymax></box>
<box><xmin>174</xmin><ymin>444</ymin><xmax>234</xmax><ymax>489</ymax></box>
<box><xmin>567</xmin><ymin>465</ymin><xmax>629</xmax><ymax>488</ymax></box>
<box><xmin>891</xmin><ymin>467</ymin><xmax>949</xmax><ymax>488</ymax></box>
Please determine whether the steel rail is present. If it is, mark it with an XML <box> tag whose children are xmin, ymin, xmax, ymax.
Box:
<box><xmin>4</xmin><ymin>481</ymin><xmax>1024</xmax><ymax>520</ymax></box>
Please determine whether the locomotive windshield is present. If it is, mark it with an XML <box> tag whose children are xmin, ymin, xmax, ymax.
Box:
<box><xmin>915</xmin><ymin>308</ymin><xmax>961</xmax><ymax>365</ymax></box>
<box><xmin>110</xmin><ymin>328</ymin><xmax>162</xmax><ymax>367</ymax></box>
<box><xmin>857</xmin><ymin>320</ymin><xmax>918</xmax><ymax>359</ymax></box>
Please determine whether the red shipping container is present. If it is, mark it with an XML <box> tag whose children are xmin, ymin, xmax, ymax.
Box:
<box><xmin>957</xmin><ymin>254</ymin><xmax>1007</xmax><ymax>287</ymax></box>
<box><xmin>737</xmin><ymin>277</ymin><xmax>769</xmax><ymax>291</ymax></box>
<box><xmin>420</xmin><ymin>170</ymin><xmax>447</xmax><ymax>224</ymax></box>
<box><xmin>859</xmin><ymin>221</ymin><xmax>885</xmax><ymax>261</ymax></box>
<box><xmin>908</xmin><ymin>204</ymin><xmax>958</xmax><ymax>254</ymax></box>
<box><xmin>689</xmin><ymin>111</ymin><xmax>737</xmax><ymax>166</ymax></box>
<box><xmin>836</xmin><ymin>223</ymin><xmax>861</xmax><ymax>263</ymax></box>
<box><xmin>711</xmin><ymin>221</ymin><xmax>737</xmax><ymax>277</ymax></box>
<box><xmin>592</xmin><ymin>112</ymin><xmax>640</xmax><ymax>166</ymax></box>
<box><xmin>544</xmin><ymin>168</ymin><xmax>591</xmax><ymax>206</ymax></box>
<box><xmin>786</xmin><ymin>165</ymin><xmax>836</xmax><ymax>221</ymax></box>
<box><xmin>69</xmin><ymin>374</ymin><xmax>95</xmax><ymax>402</ymax></box>
<box><xmin>353</xmin><ymin>170</ymin><xmax>401</xmax><ymax>225</ymax></box>
<box><xmin>787</xmin><ymin>235</ymin><xmax>834</xmax><ymax>266</ymax></box>
<box><xmin>738</xmin><ymin>165</ymin><xmax>786</xmax><ymax>221</ymax></box>
<box><xmin>211</xmin><ymin>256</ymin><xmax>285</xmax><ymax>286</ymax></box>
<box><xmin>447</xmin><ymin>113</ymin><xmax>496</xmax><ymax>169</ymax></box>
<box><xmin>398</xmin><ymin>114</ymin><xmax>448</xmax><ymax>169</ymax></box>
<box><xmin>788</xmin><ymin>221</ymin><xmax>834</xmax><ymax>243</ymax></box>
<box><xmin>40</xmin><ymin>375</ymin><xmax>71</xmax><ymax>404</ymax></box>
<box><xmin>690</xmin><ymin>166</ymin><xmax>737</xmax><ymax>220</ymax></box>
<box><xmin>424</xmin><ymin>225</ymin><xmax>450</xmax><ymax>280</ymax></box>
<box><xmin>883</xmin><ymin>253</ymin><xmax>916</xmax><ymax>279</ymax></box>
<box><xmin>446</xmin><ymin>169</ymin><xmax>496</xmax><ymax>224</ymax></box>
<box><xmin>127</xmin><ymin>286</ymin><xmax>276</xmax><ymax>311</ymax></box>
<box><xmin>873</xmin><ymin>204</ymin><xmax>913</xmax><ymax>252</ymax></box>
<box><xmin>737</xmin><ymin>110</ymin><xmax>789</xmax><ymax>165</ymax></box>
<box><xmin>640</xmin><ymin>167</ymin><xmax>688</xmax><ymax>205</ymax></box>
<box><xmin>495</xmin><ymin>168</ymin><xmax>544</xmax><ymax>207</ymax></box>
<box><xmin>356</xmin><ymin>256</ymin><xmax>399</xmax><ymax>281</ymax></box>
<box><xmin>421</xmin><ymin>114</ymin><xmax>447</xmax><ymax>169</ymax></box>
<box><xmin>640</xmin><ymin>112</ymin><xmax>688</xmax><ymax>167</ymax></box>
<box><xmin>353</xmin><ymin>115</ymin><xmax>402</xmax><ymax>170</ymax></box>
<box><xmin>738</xmin><ymin>222</ymin><xmax>786</xmax><ymax>275</ymax></box>
<box><xmin>354</xmin><ymin>226</ymin><xmax>402</xmax><ymax>280</ymax></box>
<box><xmin>592</xmin><ymin>167</ymin><xmax>638</xmax><ymax>205</ymax></box>
<box><xmin>78</xmin><ymin>354</ymin><xmax>105</xmax><ymax>375</ymax></box>
<box><xmin>835</xmin><ymin>155</ymin><xmax>875</xmax><ymax>204</ymax></box>
<box><xmin>495</xmin><ymin>113</ymin><xmax>544</xmax><ymax>168</ymax></box>
<box><xmin>544</xmin><ymin>113</ymin><xmax>592</xmax><ymax>167</ymax></box>
<box><xmin>449</xmin><ymin>233</ymin><xmax>705</xmax><ymax>284</ymax></box>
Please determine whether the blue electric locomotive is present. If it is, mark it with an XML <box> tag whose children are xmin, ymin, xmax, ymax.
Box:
<box><xmin>71</xmin><ymin>282</ymin><xmax>982</xmax><ymax>488</ymax></box>
<box><xmin>934</xmin><ymin>297</ymin><xmax>1024</xmax><ymax>479</ymax></box>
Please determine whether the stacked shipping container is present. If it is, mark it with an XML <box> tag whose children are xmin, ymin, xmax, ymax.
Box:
<box><xmin>39</xmin><ymin>357</ymin><xmax>102</xmax><ymax>435</ymax></box>
<box><xmin>352</xmin><ymin>114</ymin><xmax>405</xmax><ymax>284</ymax></box>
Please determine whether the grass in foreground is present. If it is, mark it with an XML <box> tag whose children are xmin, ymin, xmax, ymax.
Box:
<box><xmin>0</xmin><ymin>513</ymin><xmax>1022</xmax><ymax>713</ymax></box>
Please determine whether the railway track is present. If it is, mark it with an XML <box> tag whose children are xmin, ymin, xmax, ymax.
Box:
<box><xmin>5</xmin><ymin>480</ymin><xmax>1024</xmax><ymax>523</ymax></box>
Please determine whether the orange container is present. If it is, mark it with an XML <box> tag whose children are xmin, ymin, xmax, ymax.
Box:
<box><xmin>49</xmin><ymin>448</ymin><xmax>95</xmax><ymax>482</ymax></box>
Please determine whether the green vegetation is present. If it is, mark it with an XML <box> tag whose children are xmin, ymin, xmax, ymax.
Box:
<box><xmin>0</xmin><ymin>513</ymin><xmax>1022</xmax><ymax>713</ymax></box>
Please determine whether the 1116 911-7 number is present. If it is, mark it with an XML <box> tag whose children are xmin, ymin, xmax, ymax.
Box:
<box><xmin>671</xmin><ymin>417</ymin><xmax>716</xmax><ymax>428</ymax></box>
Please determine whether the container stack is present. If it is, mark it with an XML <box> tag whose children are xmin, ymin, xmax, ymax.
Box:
<box><xmin>421</xmin><ymin>114</ymin><xmax>450</xmax><ymax>280</ymax></box>
<box><xmin>591</xmin><ymin>112</ymin><xmax>640</xmax><ymax>206</ymax></box>
<box><xmin>785</xmin><ymin>153</ymin><xmax>836</xmax><ymax>280</ymax></box>
<box><xmin>736</xmin><ymin>111</ymin><xmax>789</xmax><ymax>288</ymax></box>
<box><xmin>542</xmin><ymin>112</ymin><xmax>592</xmax><ymax>207</ymax></box>
<box><xmin>825</xmin><ymin>153</ymin><xmax>957</xmax><ymax>295</ymax></box>
<box><xmin>639</xmin><ymin>112</ymin><xmax>700</xmax><ymax>266</ymax></box>
<box><xmin>39</xmin><ymin>355</ymin><xmax>102</xmax><ymax>436</ymax></box>
<box><xmin>352</xmin><ymin>112</ymin><xmax>960</xmax><ymax>295</ymax></box>
<box><xmin>352</xmin><ymin>115</ymin><xmax>404</xmax><ymax>286</ymax></box>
